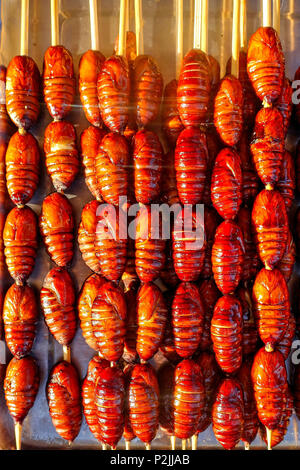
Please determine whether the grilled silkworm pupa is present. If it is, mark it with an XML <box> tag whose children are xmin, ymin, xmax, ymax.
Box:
<box><xmin>97</xmin><ymin>55</ymin><xmax>130</xmax><ymax>133</ymax></box>
<box><xmin>6</xmin><ymin>55</ymin><xmax>40</xmax><ymax>130</ymax></box>
<box><xmin>236</xmin><ymin>286</ymin><xmax>258</xmax><ymax>357</ymax></box>
<box><xmin>252</xmin><ymin>189</ymin><xmax>288</xmax><ymax>270</ymax></box>
<box><xmin>160</xmin><ymin>240</ymin><xmax>179</xmax><ymax>288</ymax></box>
<box><xmin>211</xmin><ymin>147</ymin><xmax>243</xmax><ymax>221</ymax></box>
<box><xmin>132</xmin><ymin>55</ymin><xmax>163</xmax><ymax>128</ymax></box>
<box><xmin>173</xmin><ymin>359</ymin><xmax>205</xmax><ymax>439</ymax></box>
<box><xmin>237</xmin><ymin>357</ymin><xmax>259</xmax><ymax>449</ymax></box>
<box><xmin>79</xmin><ymin>49</ymin><xmax>105</xmax><ymax>127</ymax></box>
<box><xmin>123</xmin><ymin>363</ymin><xmax>136</xmax><ymax>445</ymax></box>
<box><xmin>3</xmin><ymin>205</ymin><xmax>38</xmax><ymax>284</ymax></box>
<box><xmin>277</xmin><ymin>313</ymin><xmax>296</xmax><ymax>360</ymax></box>
<box><xmin>278</xmin><ymin>229</ymin><xmax>295</xmax><ymax>283</ymax></box>
<box><xmin>128</xmin><ymin>363</ymin><xmax>159</xmax><ymax>446</ymax></box>
<box><xmin>136</xmin><ymin>282</ymin><xmax>167</xmax><ymax>361</ymax></box>
<box><xmin>6</xmin><ymin>131</ymin><xmax>40</xmax><ymax>206</ymax></box>
<box><xmin>123</xmin><ymin>280</ymin><xmax>139</xmax><ymax>363</ymax></box>
<box><xmin>277</xmin><ymin>150</ymin><xmax>295</xmax><ymax>213</ymax></box>
<box><xmin>252</xmin><ymin>267</ymin><xmax>289</xmax><ymax>349</ymax></box>
<box><xmin>172</xmin><ymin>206</ymin><xmax>206</xmax><ymax>282</ymax></box>
<box><xmin>162</xmin><ymin>79</ymin><xmax>184</xmax><ymax>146</ymax></box>
<box><xmin>81</xmin><ymin>126</ymin><xmax>106</xmax><ymax>201</ymax></box>
<box><xmin>211</xmin><ymin>220</ymin><xmax>245</xmax><ymax>295</ymax></box>
<box><xmin>247</xmin><ymin>26</ymin><xmax>285</xmax><ymax>105</ymax></box>
<box><xmin>43</xmin><ymin>45</ymin><xmax>75</xmax><ymax>120</ymax></box>
<box><xmin>174</xmin><ymin>127</ymin><xmax>208</xmax><ymax>205</ymax></box>
<box><xmin>95</xmin><ymin>365</ymin><xmax>125</xmax><ymax>449</ymax></box>
<box><xmin>158</xmin><ymin>362</ymin><xmax>175</xmax><ymax>436</ymax></box>
<box><xmin>177</xmin><ymin>49</ymin><xmax>211</xmax><ymax>128</ymax></box>
<box><xmin>4</xmin><ymin>356</ymin><xmax>39</xmax><ymax>425</ymax></box>
<box><xmin>95</xmin><ymin>132</ymin><xmax>130</xmax><ymax>206</ymax></box>
<box><xmin>78</xmin><ymin>200</ymin><xmax>101</xmax><ymax>274</ymax></box>
<box><xmin>3</xmin><ymin>283</ymin><xmax>38</xmax><ymax>358</ymax></box>
<box><xmin>202</xmin><ymin>207</ymin><xmax>221</xmax><ymax>280</ymax></box>
<box><xmin>198</xmin><ymin>279</ymin><xmax>220</xmax><ymax>352</ymax></box>
<box><xmin>40</xmin><ymin>192</ymin><xmax>74</xmax><ymax>267</ymax></box>
<box><xmin>135</xmin><ymin>204</ymin><xmax>166</xmax><ymax>283</ymax></box>
<box><xmin>211</xmin><ymin>294</ymin><xmax>243</xmax><ymax>375</ymax></box>
<box><xmin>82</xmin><ymin>355</ymin><xmax>110</xmax><ymax>442</ymax></box>
<box><xmin>250</xmin><ymin>107</ymin><xmax>284</xmax><ymax>187</ymax></box>
<box><xmin>212</xmin><ymin>378</ymin><xmax>244</xmax><ymax>450</ymax></box>
<box><xmin>237</xmin><ymin>206</ymin><xmax>260</xmax><ymax>282</ymax></box>
<box><xmin>214</xmin><ymin>75</ymin><xmax>244</xmax><ymax>147</ymax></box>
<box><xmin>275</xmin><ymin>77</ymin><xmax>292</xmax><ymax>136</ymax></box>
<box><xmin>40</xmin><ymin>267</ymin><xmax>76</xmax><ymax>347</ymax></box>
<box><xmin>159</xmin><ymin>292</ymin><xmax>181</xmax><ymax>365</ymax></box>
<box><xmin>133</xmin><ymin>129</ymin><xmax>163</xmax><ymax>204</ymax></box>
<box><xmin>251</xmin><ymin>347</ymin><xmax>287</xmax><ymax>431</ymax></box>
<box><xmin>238</xmin><ymin>131</ymin><xmax>259</xmax><ymax>205</ymax></box>
<box><xmin>47</xmin><ymin>361</ymin><xmax>82</xmax><ymax>442</ymax></box>
<box><xmin>172</xmin><ymin>282</ymin><xmax>204</xmax><ymax>358</ymax></box>
<box><xmin>44</xmin><ymin>120</ymin><xmax>79</xmax><ymax>193</ymax></box>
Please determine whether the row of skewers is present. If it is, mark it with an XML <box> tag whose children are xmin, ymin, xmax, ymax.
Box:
<box><xmin>1</xmin><ymin>0</ymin><xmax>300</xmax><ymax>451</ymax></box>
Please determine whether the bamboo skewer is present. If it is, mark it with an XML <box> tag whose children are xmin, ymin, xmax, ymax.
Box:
<box><xmin>63</xmin><ymin>345</ymin><xmax>71</xmax><ymax>363</ymax></box>
<box><xmin>125</xmin><ymin>440</ymin><xmax>131</xmax><ymax>450</ymax></box>
<box><xmin>266</xmin><ymin>427</ymin><xmax>272</xmax><ymax>450</ymax></box>
<box><xmin>89</xmin><ymin>0</ymin><xmax>100</xmax><ymax>50</ymax></box>
<box><xmin>118</xmin><ymin>0</ymin><xmax>128</xmax><ymax>56</ymax></box>
<box><xmin>240</xmin><ymin>0</ymin><xmax>247</xmax><ymax>51</ymax></box>
<box><xmin>175</xmin><ymin>0</ymin><xmax>183</xmax><ymax>79</ymax></box>
<box><xmin>263</xmin><ymin>0</ymin><xmax>272</xmax><ymax>27</ymax></box>
<box><xmin>51</xmin><ymin>0</ymin><xmax>59</xmax><ymax>46</ymax></box>
<box><xmin>231</xmin><ymin>0</ymin><xmax>240</xmax><ymax>77</ymax></box>
<box><xmin>182</xmin><ymin>439</ymin><xmax>187</xmax><ymax>450</ymax></box>
<box><xmin>200</xmin><ymin>0</ymin><xmax>208</xmax><ymax>54</ymax></box>
<box><xmin>145</xmin><ymin>443</ymin><xmax>151</xmax><ymax>450</ymax></box>
<box><xmin>273</xmin><ymin>0</ymin><xmax>280</xmax><ymax>34</ymax></box>
<box><xmin>193</xmin><ymin>0</ymin><xmax>202</xmax><ymax>49</ymax></box>
<box><xmin>220</xmin><ymin>0</ymin><xmax>230</xmax><ymax>78</ymax></box>
<box><xmin>134</xmin><ymin>0</ymin><xmax>144</xmax><ymax>56</ymax></box>
<box><xmin>170</xmin><ymin>435</ymin><xmax>176</xmax><ymax>450</ymax></box>
<box><xmin>244</xmin><ymin>442</ymin><xmax>250</xmax><ymax>450</ymax></box>
<box><xmin>15</xmin><ymin>422</ymin><xmax>22</xmax><ymax>451</ymax></box>
<box><xmin>20</xmin><ymin>0</ymin><xmax>29</xmax><ymax>56</ymax></box>
<box><xmin>191</xmin><ymin>434</ymin><xmax>198</xmax><ymax>450</ymax></box>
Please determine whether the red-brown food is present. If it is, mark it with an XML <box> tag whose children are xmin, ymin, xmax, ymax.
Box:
<box><xmin>162</xmin><ymin>79</ymin><xmax>184</xmax><ymax>146</ymax></box>
<box><xmin>122</xmin><ymin>236</ymin><xmax>138</xmax><ymax>288</ymax></box>
<box><xmin>198</xmin><ymin>279</ymin><xmax>221</xmax><ymax>352</ymax></box>
<box><xmin>3</xmin><ymin>283</ymin><xmax>38</xmax><ymax>358</ymax></box>
<box><xmin>196</xmin><ymin>352</ymin><xmax>220</xmax><ymax>433</ymax></box>
<box><xmin>277</xmin><ymin>150</ymin><xmax>295</xmax><ymax>213</ymax></box>
<box><xmin>277</xmin><ymin>313</ymin><xmax>296</xmax><ymax>360</ymax></box>
<box><xmin>44</xmin><ymin>120</ymin><xmax>79</xmax><ymax>192</ymax></box>
<box><xmin>172</xmin><ymin>282</ymin><xmax>204</xmax><ymax>358</ymax></box>
<box><xmin>160</xmin><ymin>241</ymin><xmax>179</xmax><ymax>288</ymax></box>
<box><xmin>81</xmin><ymin>126</ymin><xmax>106</xmax><ymax>201</ymax></box>
<box><xmin>238</xmin><ymin>132</ymin><xmax>260</xmax><ymax>205</ymax></box>
<box><xmin>202</xmin><ymin>207</ymin><xmax>221</xmax><ymax>280</ymax></box>
<box><xmin>212</xmin><ymin>378</ymin><xmax>244</xmax><ymax>450</ymax></box>
<box><xmin>158</xmin><ymin>362</ymin><xmax>175</xmax><ymax>435</ymax></box>
<box><xmin>211</xmin><ymin>294</ymin><xmax>243</xmax><ymax>374</ymax></box>
<box><xmin>123</xmin><ymin>364</ymin><xmax>136</xmax><ymax>443</ymax></box>
<box><xmin>172</xmin><ymin>206</ymin><xmax>206</xmax><ymax>282</ymax></box>
<box><xmin>177</xmin><ymin>49</ymin><xmax>211</xmax><ymax>128</ymax></box>
<box><xmin>6</xmin><ymin>131</ymin><xmax>40</xmax><ymax>206</ymax></box>
<box><xmin>3</xmin><ymin>205</ymin><xmax>38</xmax><ymax>284</ymax></box>
<box><xmin>133</xmin><ymin>129</ymin><xmax>163</xmax><ymax>204</ymax></box>
<box><xmin>95</xmin><ymin>132</ymin><xmax>130</xmax><ymax>206</ymax></box>
<box><xmin>78</xmin><ymin>273</ymin><xmax>106</xmax><ymax>351</ymax></box>
<box><xmin>135</xmin><ymin>205</ymin><xmax>166</xmax><ymax>283</ymax></box>
<box><xmin>43</xmin><ymin>45</ymin><xmax>75</xmax><ymax>120</ymax></box>
<box><xmin>47</xmin><ymin>361</ymin><xmax>82</xmax><ymax>441</ymax></box>
<box><xmin>251</xmin><ymin>107</ymin><xmax>285</xmax><ymax>186</ymax></box>
<box><xmin>113</xmin><ymin>31</ymin><xmax>137</xmax><ymax>63</ymax></box>
<box><xmin>252</xmin><ymin>189</ymin><xmax>288</xmax><ymax>270</ymax></box>
<box><xmin>137</xmin><ymin>282</ymin><xmax>167</xmax><ymax>361</ymax></box>
<box><xmin>6</xmin><ymin>55</ymin><xmax>40</xmax><ymax>130</ymax></box>
<box><xmin>159</xmin><ymin>291</ymin><xmax>181</xmax><ymax>364</ymax></box>
<box><xmin>205</xmin><ymin>55</ymin><xmax>221</xmax><ymax>126</ymax></box>
<box><xmin>237</xmin><ymin>357</ymin><xmax>259</xmax><ymax>446</ymax></box>
<box><xmin>40</xmin><ymin>192</ymin><xmax>74</xmax><ymax>267</ymax></box>
<box><xmin>278</xmin><ymin>229</ymin><xmax>295</xmax><ymax>283</ymax></box>
<box><xmin>211</xmin><ymin>147</ymin><xmax>243</xmax><ymax>220</ymax></box>
<box><xmin>82</xmin><ymin>355</ymin><xmax>110</xmax><ymax>442</ymax></box>
<box><xmin>128</xmin><ymin>363</ymin><xmax>159</xmax><ymax>444</ymax></box>
<box><xmin>276</xmin><ymin>77</ymin><xmax>292</xmax><ymax>135</ymax></box>
<box><xmin>247</xmin><ymin>26</ymin><xmax>285</xmax><ymax>105</ymax></box>
<box><xmin>161</xmin><ymin>150</ymin><xmax>180</xmax><ymax>207</ymax></box>
<box><xmin>95</xmin><ymin>204</ymin><xmax>127</xmax><ymax>282</ymax></box>
<box><xmin>237</xmin><ymin>286</ymin><xmax>258</xmax><ymax>357</ymax></box>
<box><xmin>123</xmin><ymin>280</ymin><xmax>139</xmax><ymax>363</ymax></box>
<box><xmin>40</xmin><ymin>267</ymin><xmax>76</xmax><ymax>346</ymax></box>
<box><xmin>175</xmin><ymin>127</ymin><xmax>208</xmax><ymax>205</ymax></box>
<box><xmin>97</xmin><ymin>55</ymin><xmax>130</xmax><ymax>133</ymax></box>
<box><xmin>79</xmin><ymin>49</ymin><xmax>105</xmax><ymax>127</ymax></box>
<box><xmin>251</xmin><ymin>347</ymin><xmax>287</xmax><ymax>430</ymax></box>
<box><xmin>4</xmin><ymin>356</ymin><xmax>39</xmax><ymax>424</ymax></box>
<box><xmin>91</xmin><ymin>281</ymin><xmax>127</xmax><ymax>362</ymax></box>
<box><xmin>214</xmin><ymin>75</ymin><xmax>244</xmax><ymax>147</ymax></box>
<box><xmin>174</xmin><ymin>359</ymin><xmax>205</xmax><ymax>439</ymax></box>
<box><xmin>253</xmin><ymin>267</ymin><xmax>289</xmax><ymax>348</ymax></box>
<box><xmin>212</xmin><ymin>220</ymin><xmax>245</xmax><ymax>295</ymax></box>
<box><xmin>237</xmin><ymin>206</ymin><xmax>260</xmax><ymax>282</ymax></box>
<box><xmin>78</xmin><ymin>200</ymin><xmax>101</xmax><ymax>274</ymax></box>
<box><xmin>0</xmin><ymin>65</ymin><xmax>15</xmax><ymax>139</ymax></box>
<box><xmin>132</xmin><ymin>55</ymin><xmax>163</xmax><ymax>128</ymax></box>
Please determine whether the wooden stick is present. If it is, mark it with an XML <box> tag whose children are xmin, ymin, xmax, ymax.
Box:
<box><xmin>191</xmin><ymin>434</ymin><xmax>198</xmax><ymax>450</ymax></box>
<box><xmin>102</xmin><ymin>443</ymin><xmax>107</xmax><ymax>450</ymax></box>
<box><xmin>175</xmin><ymin>0</ymin><xmax>183</xmax><ymax>79</ymax></box>
<box><xmin>273</xmin><ymin>0</ymin><xmax>280</xmax><ymax>35</ymax></box>
<box><xmin>89</xmin><ymin>0</ymin><xmax>100</xmax><ymax>50</ymax></box>
<box><xmin>193</xmin><ymin>0</ymin><xmax>202</xmax><ymax>49</ymax></box>
<box><xmin>240</xmin><ymin>0</ymin><xmax>247</xmax><ymax>51</ymax></box>
<box><xmin>182</xmin><ymin>439</ymin><xmax>187</xmax><ymax>450</ymax></box>
<box><xmin>125</xmin><ymin>440</ymin><xmax>131</xmax><ymax>450</ymax></box>
<box><xmin>63</xmin><ymin>345</ymin><xmax>71</xmax><ymax>363</ymax></box>
<box><xmin>170</xmin><ymin>435</ymin><xmax>176</xmax><ymax>450</ymax></box>
<box><xmin>134</xmin><ymin>0</ymin><xmax>144</xmax><ymax>55</ymax></box>
<box><xmin>266</xmin><ymin>427</ymin><xmax>272</xmax><ymax>450</ymax></box>
<box><xmin>20</xmin><ymin>0</ymin><xmax>29</xmax><ymax>56</ymax></box>
<box><xmin>145</xmin><ymin>443</ymin><xmax>151</xmax><ymax>450</ymax></box>
<box><xmin>200</xmin><ymin>0</ymin><xmax>208</xmax><ymax>54</ymax></box>
<box><xmin>231</xmin><ymin>0</ymin><xmax>240</xmax><ymax>77</ymax></box>
<box><xmin>118</xmin><ymin>0</ymin><xmax>128</xmax><ymax>56</ymax></box>
<box><xmin>263</xmin><ymin>0</ymin><xmax>272</xmax><ymax>27</ymax></box>
<box><xmin>244</xmin><ymin>442</ymin><xmax>250</xmax><ymax>450</ymax></box>
<box><xmin>15</xmin><ymin>422</ymin><xmax>22</xmax><ymax>451</ymax></box>
<box><xmin>220</xmin><ymin>0</ymin><xmax>230</xmax><ymax>79</ymax></box>
<box><xmin>51</xmin><ymin>0</ymin><xmax>59</xmax><ymax>46</ymax></box>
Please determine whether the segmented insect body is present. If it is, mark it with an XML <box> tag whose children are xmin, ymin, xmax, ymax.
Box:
<box><xmin>81</xmin><ymin>126</ymin><xmax>106</xmax><ymax>201</ymax></box>
<box><xmin>198</xmin><ymin>279</ymin><xmax>221</xmax><ymax>352</ymax></box>
<box><xmin>277</xmin><ymin>313</ymin><xmax>296</xmax><ymax>360</ymax></box>
<box><xmin>158</xmin><ymin>362</ymin><xmax>175</xmax><ymax>435</ymax></box>
<box><xmin>237</xmin><ymin>206</ymin><xmax>260</xmax><ymax>282</ymax></box>
<box><xmin>237</xmin><ymin>357</ymin><xmax>259</xmax><ymax>447</ymax></box>
<box><xmin>276</xmin><ymin>77</ymin><xmax>292</xmax><ymax>135</ymax></box>
<box><xmin>239</xmin><ymin>132</ymin><xmax>259</xmax><ymax>205</ymax></box>
<box><xmin>47</xmin><ymin>361</ymin><xmax>82</xmax><ymax>441</ymax></box>
<box><xmin>79</xmin><ymin>49</ymin><xmax>105</xmax><ymax>127</ymax></box>
<box><xmin>260</xmin><ymin>387</ymin><xmax>293</xmax><ymax>448</ymax></box>
<box><xmin>124</xmin><ymin>280</ymin><xmax>139</xmax><ymax>363</ymax></box>
<box><xmin>202</xmin><ymin>207</ymin><xmax>221</xmax><ymax>280</ymax></box>
<box><xmin>277</xmin><ymin>150</ymin><xmax>295</xmax><ymax>213</ymax></box>
<box><xmin>162</xmin><ymin>79</ymin><xmax>183</xmax><ymax>146</ymax></box>
<box><xmin>278</xmin><ymin>230</ymin><xmax>295</xmax><ymax>283</ymax></box>
<box><xmin>78</xmin><ymin>200</ymin><xmax>101</xmax><ymax>274</ymax></box>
